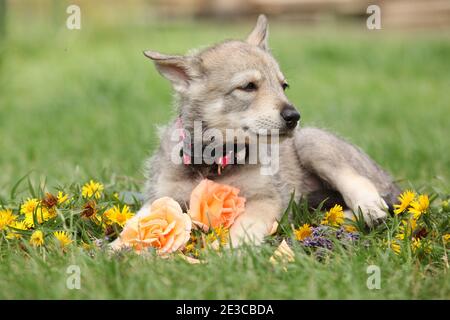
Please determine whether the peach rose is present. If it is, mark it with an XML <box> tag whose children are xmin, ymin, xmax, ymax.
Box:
<box><xmin>189</xmin><ymin>179</ymin><xmax>245</xmax><ymax>230</ymax></box>
<box><xmin>118</xmin><ymin>197</ymin><xmax>191</xmax><ymax>254</ymax></box>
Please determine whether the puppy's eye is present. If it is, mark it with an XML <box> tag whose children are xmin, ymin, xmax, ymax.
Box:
<box><xmin>282</xmin><ymin>82</ymin><xmax>289</xmax><ymax>91</ymax></box>
<box><xmin>240</xmin><ymin>82</ymin><xmax>257</xmax><ymax>92</ymax></box>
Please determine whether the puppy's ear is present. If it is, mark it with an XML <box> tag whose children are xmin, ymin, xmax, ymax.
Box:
<box><xmin>143</xmin><ymin>50</ymin><xmax>200</xmax><ymax>92</ymax></box>
<box><xmin>246</xmin><ymin>14</ymin><xmax>269</xmax><ymax>50</ymax></box>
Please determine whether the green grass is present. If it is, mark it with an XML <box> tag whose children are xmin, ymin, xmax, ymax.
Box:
<box><xmin>1</xmin><ymin>179</ymin><xmax>449</xmax><ymax>299</ymax></box>
<box><xmin>1</xmin><ymin>8</ymin><xmax>450</xmax><ymax>299</ymax></box>
<box><xmin>1</xmin><ymin>244</ymin><xmax>448</xmax><ymax>299</ymax></box>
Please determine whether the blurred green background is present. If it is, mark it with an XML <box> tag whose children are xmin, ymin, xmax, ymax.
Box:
<box><xmin>0</xmin><ymin>0</ymin><xmax>449</xmax><ymax>195</ymax></box>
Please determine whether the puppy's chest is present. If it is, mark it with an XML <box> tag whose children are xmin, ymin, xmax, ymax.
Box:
<box><xmin>171</xmin><ymin>164</ymin><xmax>277</xmax><ymax>206</ymax></box>
<box><xmin>155</xmin><ymin>136</ymin><xmax>318</xmax><ymax>208</ymax></box>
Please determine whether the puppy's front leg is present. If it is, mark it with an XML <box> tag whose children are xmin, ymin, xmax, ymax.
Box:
<box><xmin>295</xmin><ymin>128</ymin><xmax>394</xmax><ymax>226</ymax></box>
<box><xmin>328</xmin><ymin>168</ymin><xmax>388</xmax><ymax>226</ymax></box>
<box><xmin>229</xmin><ymin>198</ymin><xmax>282</xmax><ymax>247</ymax></box>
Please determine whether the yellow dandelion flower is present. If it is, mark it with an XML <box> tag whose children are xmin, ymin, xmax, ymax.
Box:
<box><xmin>23</xmin><ymin>213</ymin><xmax>34</xmax><ymax>228</ymax></box>
<box><xmin>92</xmin><ymin>212</ymin><xmax>103</xmax><ymax>226</ymax></box>
<box><xmin>343</xmin><ymin>216</ymin><xmax>358</xmax><ymax>233</ymax></box>
<box><xmin>0</xmin><ymin>209</ymin><xmax>17</xmax><ymax>231</ymax></box>
<box><xmin>30</xmin><ymin>230</ymin><xmax>44</xmax><ymax>247</ymax></box>
<box><xmin>23</xmin><ymin>206</ymin><xmax>54</xmax><ymax>227</ymax></box>
<box><xmin>205</xmin><ymin>226</ymin><xmax>229</xmax><ymax>246</ymax></box>
<box><xmin>395</xmin><ymin>232</ymin><xmax>405</xmax><ymax>240</ymax></box>
<box><xmin>82</xmin><ymin>180</ymin><xmax>104</xmax><ymax>199</ymax></box>
<box><xmin>184</xmin><ymin>243</ymin><xmax>195</xmax><ymax>252</ymax></box>
<box><xmin>294</xmin><ymin>223</ymin><xmax>313</xmax><ymax>241</ymax></box>
<box><xmin>57</xmin><ymin>191</ymin><xmax>69</xmax><ymax>205</ymax></box>
<box><xmin>214</xmin><ymin>226</ymin><xmax>229</xmax><ymax>245</ymax></box>
<box><xmin>411</xmin><ymin>238</ymin><xmax>421</xmax><ymax>253</ymax></box>
<box><xmin>390</xmin><ymin>241</ymin><xmax>401</xmax><ymax>255</ymax></box>
<box><xmin>344</xmin><ymin>224</ymin><xmax>357</xmax><ymax>233</ymax></box>
<box><xmin>81</xmin><ymin>242</ymin><xmax>93</xmax><ymax>251</ymax></box>
<box><xmin>45</xmin><ymin>207</ymin><xmax>57</xmax><ymax>220</ymax></box>
<box><xmin>184</xmin><ymin>243</ymin><xmax>200</xmax><ymax>257</ymax></box>
<box><xmin>12</xmin><ymin>220</ymin><xmax>28</xmax><ymax>230</ymax></box>
<box><xmin>396</xmin><ymin>217</ymin><xmax>418</xmax><ymax>241</ymax></box>
<box><xmin>404</xmin><ymin>217</ymin><xmax>418</xmax><ymax>231</ymax></box>
<box><xmin>321</xmin><ymin>204</ymin><xmax>344</xmax><ymax>227</ymax></box>
<box><xmin>204</xmin><ymin>234</ymin><xmax>217</xmax><ymax>246</ymax></box>
<box><xmin>20</xmin><ymin>198</ymin><xmax>40</xmax><ymax>215</ymax></box>
<box><xmin>6</xmin><ymin>220</ymin><xmax>28</xmax><ymax>239</ymax></box>
<box><xmin>102</xmin><ymin>207</ymin><xmax>115</xmax><ymax>225</ymax></box>
<box><xmin>6</xmin><ymin>232</ymin><xmax>21</xmax><ymax>239</ymax></box>
<box><xmin>393</xmin><ymin>190</ymin><xmax>416</xmax><ymax>215</ymax></box>
<box><xmin>115</xmin><ymin>205</ymin><xmax>134</xmax><ymax>226</ymax></box>
<box><xmin>443</xmin><ymin>234</ymin><xmax>450</xmax><ymax>244</ymax></box>
<box><xmin>103</xmin><ymin>205</ymin><xmax>134</xmax><ymax>227</ymax></box>
<box><xmin>408</xmin><ymin>194</ymin><xmax>429</xmax><ymax>218</ymax></box>
<box><xmin>53</xmin><ymin>231</ymin><xmax>73</xmax><ymax>248</ymax></box>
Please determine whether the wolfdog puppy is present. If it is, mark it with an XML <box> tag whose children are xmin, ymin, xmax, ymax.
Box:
<box><xmin>124</xmin><ymin>15</ymin><xmax>400</xmax><ymax>247</ymax></box>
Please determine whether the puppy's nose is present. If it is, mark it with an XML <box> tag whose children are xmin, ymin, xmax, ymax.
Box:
<box><xmin>280</xmin><ymin>105</ymin><xmax>300</xmax><ymax>129</ymax></box>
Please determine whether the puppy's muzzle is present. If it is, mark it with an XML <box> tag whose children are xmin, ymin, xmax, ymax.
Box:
<box><xmin>280</xmin><ymin>104</ymin><xmax>300</xmax><ymax>130</ymax></box>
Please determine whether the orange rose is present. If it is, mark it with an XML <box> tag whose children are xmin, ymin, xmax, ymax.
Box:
<box><xmin>189</xmin><ymin>179</ymin><xmax>245</xmax><ymax>230</ymax></box>
<box><xmin>118</xmin><ymin>197</ymin><xmax>191</xmax><ymax>254</ymax></box>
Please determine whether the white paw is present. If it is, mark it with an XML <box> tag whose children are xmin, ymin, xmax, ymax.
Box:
<box><xmin>336</xmin><ymin>170</ymin><xmax>389</xmax><ymax>227</ymax></box>
<box><xmin>352</xmin><ymin>196</ymin><xmax>388</xmax><ymax>227</ymax></box>
<box><xmin>229</xmin><ymin>218</ymin><xmax>269</xmax><ymax>247</ymax></box>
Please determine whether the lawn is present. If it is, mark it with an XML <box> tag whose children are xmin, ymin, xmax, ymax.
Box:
<box><xmin>0</xmin><ymin>9</ymin><xmax>450</xmax><ymax>299</ymax></box>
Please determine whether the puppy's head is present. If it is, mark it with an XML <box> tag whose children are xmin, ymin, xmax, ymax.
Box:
<box><xmin>144</xmin><ymin>15</ymin><xmax>300</xmax><ymax>140</ymax></box>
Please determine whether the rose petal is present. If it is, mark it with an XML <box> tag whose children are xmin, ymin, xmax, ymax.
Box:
<box><xmin>270</xmin><ymin>240</ymin><xmax>295</xmax><ymax>265</ymax></box>
<box><xmin>189</xmin><ymin>179</ymin><xmax>246</xmax><ymax>229</ymax></box>
<box><xmin>178</xmin><ymin>254</ymin><xmax>206</xmax><ymax>264</ymax></box>
<box><xmin>117</xmin><ymin>197</ymin><xmax>191</xmax><ymax>254</ymax></box>
<box><xmin>269</xmin><ymin>221</ymin><xmax>279</xmax><ymax>236</ymax></box>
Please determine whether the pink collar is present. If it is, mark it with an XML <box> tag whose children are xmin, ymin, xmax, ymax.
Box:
<box><xmin>176</xmin><ymin>117</ymin><xmax>232</xmax><ymax>175</ymax></box>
